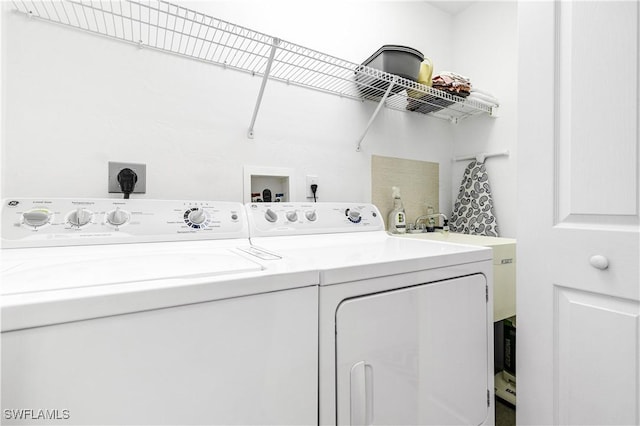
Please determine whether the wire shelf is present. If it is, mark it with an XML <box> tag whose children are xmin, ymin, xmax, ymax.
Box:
<box><xmin>11</xmin><ymin>0</ymin><xmax>495</xmax><ymax>123</ymax></box>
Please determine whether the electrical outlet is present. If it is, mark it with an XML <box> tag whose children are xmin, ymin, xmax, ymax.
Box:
<box><xmin>306</xmin><ymin>175</ymin><xmax>319</xmax><ymax>199</ymax></box>
<box><xmin>108</xmin><ymin>162</ymin><xmax>147</xmax><ymax>194</ymax></box>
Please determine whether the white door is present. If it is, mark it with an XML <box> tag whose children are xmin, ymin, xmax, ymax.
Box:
<box><xmin>518</xmin><ymin>1</ymin><xmax>640</xmax><ymax>425</ymax></box>
<box><xmin>335</xmin><ymin>275</ymin><xmax>489</xmax><ymax>425</ymax></box>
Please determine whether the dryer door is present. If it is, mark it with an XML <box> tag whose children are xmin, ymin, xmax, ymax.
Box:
<box><xmin>336</xmin><ymin>274</ymin><xmax>489</xmax><ymax>425</ymax></box>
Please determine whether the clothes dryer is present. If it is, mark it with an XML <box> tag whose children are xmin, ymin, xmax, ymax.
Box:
<box><xmin>247</xmin><ymin>202</ymin><xmax>495</xmax><ymax>426</ymax></box>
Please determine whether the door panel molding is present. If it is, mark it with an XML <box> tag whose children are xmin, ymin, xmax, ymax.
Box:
<box><xmin>554</xmin><ymin>286</ymin><xmax>640</xmax><ymax>425</ymax></box>
<box><xmin>553</xmin><ymin>0</ymin><xmax>640</xmax><ymax>227</ymax></box>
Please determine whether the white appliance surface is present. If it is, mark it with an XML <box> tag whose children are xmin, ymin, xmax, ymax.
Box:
<box><xmin>3</xmin><ymin>241</ymin><xmax>263</xmax><ymax>294</ymax></box>
<box><xmin>336</xmin><ymin>275</ymin><xmax>489</xmax><ymax>425</ymax></box>
<box><xmin>1</xmin><ymin>198</ymin><xmax>317</xmax><ymax>330</ymax></box>
<box><xmin>245</xmin><ymin>202</ymin><xmax>495</xmax><ymax>426</ymax></box>
<box><xmin>247</xmin><ymin>202</ymin><xmax>492</xmax><ymax>284</ymax></box>
<box><xmin>1</xmin><ymin>198</ymin><xmax>318</xmax><ymax>425</ymax></box>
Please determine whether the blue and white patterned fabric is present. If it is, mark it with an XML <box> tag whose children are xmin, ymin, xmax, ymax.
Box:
<box><xmin>450</xmin><ymin>160</ymin><xmax>500</xmax><ymax>236</ymax></box>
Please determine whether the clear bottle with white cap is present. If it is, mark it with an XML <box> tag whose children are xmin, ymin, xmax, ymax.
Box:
<box><xmin>388</xmin><ymin>186</ymin><xmax>406</xmax><ymax>234</ymax></box>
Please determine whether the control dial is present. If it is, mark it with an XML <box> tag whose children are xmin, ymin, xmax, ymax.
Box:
<box><xmin>183</xmin><ymin>207</ymin><xmax>209</xmax><ymax>229</ymax></box>
<box><xmin>265</xmin><ymin>209</ymin><xmax>278</xmax><ymax>223</ymax></box>
<box><xmin>188</xmin><ymin>208</ymin><xmax>207</xmax><ymax>225</ymax></box>
<box><xmin>305</xmin><ymin>210</ymin><xmax>317</xmax><ymax>222</ymax></box>
<box><xmin>346</xmin><ymin>208</ymin><xmax>362</xmax><ymax>223</ymax></box>
<box><xmin>67</xmin><ymin>208</ymin><xmax>93</xmax><ymax>227</ymax></box>
<box><xmin>106</xmin><ymin>207</ymin><xmax>130</xmax><ymax>226</ymax></box>
<box><xmin>286</xmin><ymin>211</ymin><xmax>298</xmax><ymax>222</ymax></box>
<box><xmin>23</xmin><ymin>208</ymin><xmax>51</xmax><ymax>227</ymax></box>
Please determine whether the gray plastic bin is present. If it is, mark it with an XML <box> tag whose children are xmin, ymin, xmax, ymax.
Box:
<box><xmin>355</xmin><ymin>45</ymin><xmax>424</xmax><ymax>100</ymax></box>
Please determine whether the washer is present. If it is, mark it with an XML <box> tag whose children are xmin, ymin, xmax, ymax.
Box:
<box><xmin>247</xmin><ymin>202</ymin><xmax>495</xmax><ymax>426</ymax></box>
<box><xmin>1</xmin><ymin>198</ymin><xmax>318</xmax><ymax>425</ymax></box>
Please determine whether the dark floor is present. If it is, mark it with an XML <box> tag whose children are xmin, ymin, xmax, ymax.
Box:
<box><xmin>496</xmin><ymin>398</ymin><xmax>516</xmax><ymax>426</ymax></box>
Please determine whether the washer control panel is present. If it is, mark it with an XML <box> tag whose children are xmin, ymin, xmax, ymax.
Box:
<box><xmin>246</xmin><ymin>202</ymin><xmax>384</xmax><ymax>237</ymax></box>
<box><xmin>2</xmin><ymin>198</ymin><xmax>247</xmax><ymax>248</ymax></box>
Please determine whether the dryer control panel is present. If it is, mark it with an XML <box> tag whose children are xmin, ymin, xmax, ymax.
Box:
<box><xmin>1</xmin><ymin>198</ymin><xmax>247</xmax><ymax>248</ymax></box>
<box><xmin>246</xmin><ymin>202</ymin><xmax>385</xmax><ymax>237</ymax></box>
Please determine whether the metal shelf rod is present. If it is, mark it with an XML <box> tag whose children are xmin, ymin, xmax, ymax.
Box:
<box><xmin>454</xmin><ymin>151</ymin><xmax>510</xmax><ymax>163</ymax></box>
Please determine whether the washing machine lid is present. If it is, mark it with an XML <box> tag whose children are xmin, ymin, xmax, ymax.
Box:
<box><xmin>1</xmin><ymin>240</ymin><xmax>264</xmax><ymax>295</ymax></box>
<box><xmin>1</xmin><ymin>240</ymin><xmax>319</xmax><ymax>332</ymax></box>
<box><xmin>251</xmin><ymin>232</ymin><xmax>492</xmax><ymax>285</ymax></box>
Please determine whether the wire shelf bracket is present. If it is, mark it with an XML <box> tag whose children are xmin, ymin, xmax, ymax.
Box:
<box><xmin>356</xmin><ymin>76</ymin><xmax>397</xmax><ymax>152</ymax></box>
<box><xmin>248</xmin><ymin>37</ymin><xmax>280</xmax><ymax>139</ymax></box>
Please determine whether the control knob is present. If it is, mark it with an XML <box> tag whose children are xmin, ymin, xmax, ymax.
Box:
<box><xmin>67</xmin><ymin>208</ymin><xmax>93</xmax><ymax>227</ymax></box>
<box><xmin>286</xmin><ymin>211</ymin><xmax>298</xmax><ymax>222</ymax></box>
<box><xmin>23</xmin><ymin>208</ymin><xmax>51</xmax><ymax>227</ymax></box>
<box><xmin>265</xmin><ymin>209</ymin><xmax>278</xmax><ymax>223</ymax></box>
<box><xmin>106</xmin><ymin>207</ymin><xmax>129</xmax><ymax>226</ymax></box>
<box><xmin>305</xmin><ymin>210</ymin><xmax>317</xmax><ymax>222</ymax></box>
<box><xmin>188</xmin><ymin>208</ymin><xmax>207</xmax><ymax>225</ymax></box>
<box><xmin>346</xmin><ymin>209</ymin><xmax>362</xmax><ymax>223</ymax></box>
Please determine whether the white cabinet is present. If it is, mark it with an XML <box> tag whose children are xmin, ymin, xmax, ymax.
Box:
<box><xmin>335</xmin><ymin>275</ymin><xmax>489</xmax><ymax>425</ymax></box>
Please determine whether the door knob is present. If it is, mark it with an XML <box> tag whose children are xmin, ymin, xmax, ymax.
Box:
<box><xmin>589</xmin><ymin>255</ymin><xmax>609</xmax><ymax>270</ymax></box>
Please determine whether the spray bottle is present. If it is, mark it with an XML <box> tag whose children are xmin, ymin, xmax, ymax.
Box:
<box><xmin>388</xmin><ymin>186</ymin><xmax>406</xmax><ymax>234</ymax></box>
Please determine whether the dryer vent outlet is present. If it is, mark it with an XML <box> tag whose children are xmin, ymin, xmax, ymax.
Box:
<box><xmin>108</xmin><ymin>162</ymin><xmax>146</xmax><ymax>195</ymax></box>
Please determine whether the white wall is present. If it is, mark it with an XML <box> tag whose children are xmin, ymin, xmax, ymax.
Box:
<box><xmin>1</xmin><ymin>1</ymin><xmax>516</xmax><ymax>227</ymax></box>
<box><xmin>451</xmin><ymin>1</ymin><xmax>518</xmax><ymax>238</ymax></box>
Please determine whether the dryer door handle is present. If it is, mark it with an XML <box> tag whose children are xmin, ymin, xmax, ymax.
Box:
<box><xmin>350</xmin><ymin>361</ymin><xmax>374</xmax><ymax>426</ymax></box>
